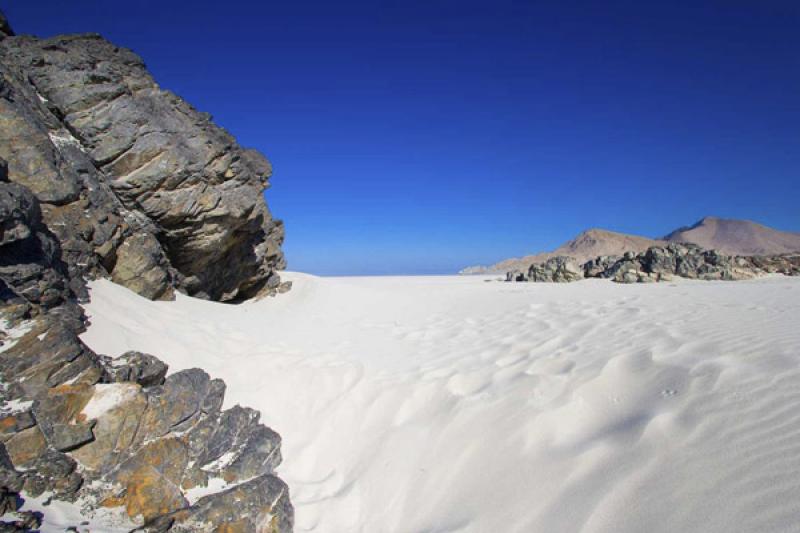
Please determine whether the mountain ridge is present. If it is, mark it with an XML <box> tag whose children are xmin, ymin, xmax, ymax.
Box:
<box><xmin>663</xmin><ymin>216</ymin><xmax>800</xmax><ymax>256</ymax></box>
<box><xmin>461</xmin><ymin>217</ymin><xmax>800</xmax><ymax>274</ymax></box>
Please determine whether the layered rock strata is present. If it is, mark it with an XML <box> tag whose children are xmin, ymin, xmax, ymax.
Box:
<box><xmin>0</xmin><ymin>19</ymin><xmax>287</xmax><ymax>303</ymax></box>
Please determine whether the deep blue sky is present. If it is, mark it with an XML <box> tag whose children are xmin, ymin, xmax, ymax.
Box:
<box><xmin>7</xmin><ymin>1</ymin><xmax>799</xmax><ymax>274</ymax></box>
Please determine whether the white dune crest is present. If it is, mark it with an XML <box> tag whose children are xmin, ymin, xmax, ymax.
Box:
<box><xmin>80</xmin><ymin>273</ymin><xmax>800</xmax><ymax>533</ymax></box>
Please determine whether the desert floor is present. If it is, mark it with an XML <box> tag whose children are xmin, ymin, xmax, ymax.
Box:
<box><xmin>81</xmin><ymin>273</ymin><xmax>800</xmax><ymax>533</ymax></box>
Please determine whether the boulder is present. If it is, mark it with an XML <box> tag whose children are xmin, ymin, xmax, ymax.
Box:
<box><xmin>527</xmin><ymin>256</ymin><xmax>584</xmax><ymax>282</ymax></box>
<box><xmin>169</xmin><ymin>474</ymin><xmax>293</xmax><ymax>533</ymax></box>
<box><xmin>111</xmin><ymin>233</ymin><xmax>175</xmax><ymax>300</ymax></box>
<box><xmin>0</xmin><ymin>180</ymin><xmax>71</xmax><ymax>309</ymax></box>
<box><xmin>102</xmin><ymin>350</ymin><xmax>168</xmax><ymax>387</ymax></box>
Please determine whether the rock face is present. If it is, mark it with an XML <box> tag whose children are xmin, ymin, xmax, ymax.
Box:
<box><xmin>508</xmin><ymin>243</ymin><xmax>800</xmax><ymax>284</ymax></box>
<box><xmin>0</xmin><ymin>23</ymin><xmax>286</xmax><ymax>303</ymax></box>
<box><xmin>0</xmin><ymin>10</ymin><xmax>292</xmax><ymax>532</ymax></box>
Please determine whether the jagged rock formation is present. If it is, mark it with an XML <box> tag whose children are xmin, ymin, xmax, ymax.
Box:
<box><xmin>0</xmin><ymin>21</ymin><xmax>287</xmax><ymax>303</ymax></box>
<box><xmin>0</xmin><ymin>11</ymin><xmax>292</xmax><ymax>532</ymax></box>
<box><xmin>0</xmin><ymin>297</ymin><xmax>293</xmax><ymax>531</ymax></box>
<box><xmin>507</xmin><ymin>243</ymin><xmax>800</xmax><ymax>284</ymax></box>
<box><xmin>663</xmin><ymin>216</ymin><xmax>800</xmax><ymax>256</ymax></box>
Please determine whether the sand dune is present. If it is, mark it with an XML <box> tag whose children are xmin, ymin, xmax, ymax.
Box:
<box><xmin>664</xmin><ymin>216</ymin><xmax>800</xmax><ymax>256</ymax></box>
<box><xmin>80</xmin><ymin>274</ymin><xmax>800</xmax><ymax>532</ymax></box>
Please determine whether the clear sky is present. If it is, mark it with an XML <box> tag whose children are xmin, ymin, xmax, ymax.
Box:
<box><xmin>7</xmin><ymin>1</ymin><xmax>799</xmax><ymax>274</ymax></box>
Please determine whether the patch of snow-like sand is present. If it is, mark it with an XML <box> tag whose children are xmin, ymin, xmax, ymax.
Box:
<box><xmin>3</xmin><ymin>491</ymin><xmax>136</xmax><ymax>533</ymax></box>
<box><xmin>80</xmin><ymin>273</ymin><xmax>800</xmax><ymax>532</ymax></box>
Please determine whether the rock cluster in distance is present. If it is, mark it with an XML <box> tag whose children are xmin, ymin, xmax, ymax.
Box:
<box><xmin>507</xmin><ymin>243</ymin><xmax>800</xmax><ymax>283</ymax></box>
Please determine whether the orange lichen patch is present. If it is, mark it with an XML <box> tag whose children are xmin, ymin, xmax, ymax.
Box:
<box><xmin>0</xmin><ymin>416</ymin><xmax>18</xmax><ymax>431</ymax></box>
<box><xmin>116</xmin><ymin>437</ymin><xmax>189</xmax><ymax>487</ymax></box>
<box><xmin>100</xmin><ymin>495</ymin><xmax>126</xmax><ymax>508</ymax></box>
<box><xmin>46</xmin><ymin>383</ymin><xmax>94</xmax><ymax>423</ymax></box>
<box><xmin>215</xmin><ymin>519</ymin><xmax>250</xmax><ymax>533</ymax></box>
<box><xmin>124</xmin><ymin>465</ymin><xmax>187</xmax><ymax>523</ymax></box>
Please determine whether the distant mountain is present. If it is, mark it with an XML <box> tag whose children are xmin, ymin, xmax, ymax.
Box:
<box><xmin>460</xmin><ymin>217</ymin><xmax>800</xmax><ymax>274</ymax></box>
<box><xmin>461</xmin><ymin>229</ymin><xmax>662</xmax><ymax>274</ymax></box>
<box><xmin>663</xmin><ymin>216</ymin><xmax>800</xmax><ymax>256</ymax></box>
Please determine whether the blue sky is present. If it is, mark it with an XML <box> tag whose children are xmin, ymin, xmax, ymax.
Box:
<box><xmin>7</xmin><ymin>1</ymin><xmax>799</xmax><ymax>274</ymax></box>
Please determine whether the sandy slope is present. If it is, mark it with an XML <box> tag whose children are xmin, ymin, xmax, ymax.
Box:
<box><xmin>81</xmin><ymin>274</ymin><xmax>800</xmax><ymax>532</ymax></box>
<box><xmin>664</xmin><ymin>216</ymin><xmax>800</xmax><ymax>256</ymax></box>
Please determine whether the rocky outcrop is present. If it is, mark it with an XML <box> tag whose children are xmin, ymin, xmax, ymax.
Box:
<box><xmin>0</xmin><ymin>22</ymin><xmax>286</xmax><ymax>302</ymax></box>
<box><xmin>507</xmin><ymin>256</ymin><xmax>583</xmax><ymax>283</ymax></box>
<box><xmin>0</xmin><ymin>302</ymin><xmax>293</xmax><ymax>531</ymax></box>
<box><xmin>0</xmin><ymin>156</ymin><xmax>293</xmax><ymax>531</ymax></box>
<box><xmin>0</xmin><ymin>10</ymin><xmax>292</xmax><ymax>532</ymax></box>
<box><xmin>508</xmin><ymin>243</ymin><xmax>800</xmax><ymax>284</ymax></box>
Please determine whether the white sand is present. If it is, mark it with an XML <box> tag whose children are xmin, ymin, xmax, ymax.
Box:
<box><xmin>7</xmin><ymin>490</ymin><xmax>136</xmax><ymax>533</ymax></box>
<box><xmin>81</xmin><ymin>383</ymin><xmax>140</xmax><ymax>420</ymax></box>
<box><xmin>79</xmin><ymin>273</ymin><xmax>800</xmax><ymax>532</ymax></box>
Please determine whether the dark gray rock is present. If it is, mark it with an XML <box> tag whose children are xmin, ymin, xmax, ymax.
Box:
<box><xmin>505</xmin><ymin>270</ymin><xmax>528</xmax><ymax>282</ymax></box>
<box><xmin>0</xmin><ymin>510</ymin><xmax>42</xmax><ymax>532</ymax></box>
<box><xmin>0</xmin><ymin>411</ymin><xmax>35</xmax><ymax>438</ymax></box>
<box><xmin>170</xmin><ymin>474</ymin><xmax>293</xmax><ymax>533</ymax></box>
<box><xmin>111</xmin><ymin>233</ymin><xmax>175</xmax><ymax>300</ymax></box>
<box><xmin>527</xmin><ymin>256</ymin><xmax>584</xmax><ymax>282</ymax></box>
<box><xmin>0</xmin><ymin>487</ymin><xmax>18</xmax><ymax>515</ymax></box>
<box><xmin>0</xmin><ymin>11</ymin><xmax>13</xmax><ymax>40</ymax></box>
<box><xmin>102</xmin><ymin>350</ymin><xmax>168</xmax><ymax>387</ymax></box>
<box><xmin>187</xmin><ymin>405</ymin><xmax>281</xmax><ymax>482</ymax></box>
<box><xmin>0</xmin><ymin>180</ymin><xmax>71</xmax><ymax>309</ymax></box>
<box><xmin>224</xmin><ymin>424</ymin><xmax>283</xmax><ymax>481</ymax></box>
<box><xmin>20</xmin><ymin>449</ymin><xmax>82</xmax><ymax>499</ymax></box>
<box><xmin>582</xmin><ymin>255</ymin><xmax>618</xmax><ymax>278</ymax></box>
<box><xmin>1</xmin><ymin>31</ymin><xmax>286</xmax><ymax>302</ymax></box>
<box><xmin>42</xmin><ymin>421</ymin><xmax>96</xmax><ymax>452</ymax></box>
<box><xmin>0</xmin><ymin>444</ymin><xmax>23</xmax><ymax>493</ymax></box>
<box><xmin>140</xmin><ymin>369</ymin><xmax>219</xmax><ymax>438</ymax></box>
